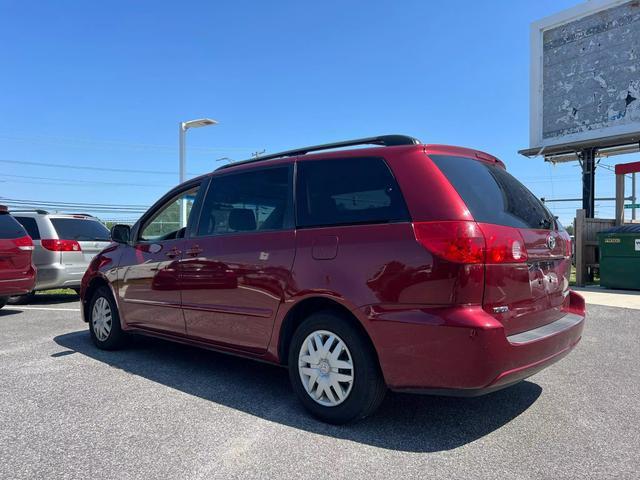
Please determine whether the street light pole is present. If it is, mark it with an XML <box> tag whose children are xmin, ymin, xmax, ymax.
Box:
<box><xmin>178</xmin><ymin>118</ymin><xmax>218</xmax><ymax>227</ymax></box>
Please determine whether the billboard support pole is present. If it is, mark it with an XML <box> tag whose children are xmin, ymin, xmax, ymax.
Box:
<box><xmin>633</xmin><ymin>173</ymin><xmax>637</xmax><ymax>221</ymax></box>
<box><xmin>581</xmin><ymin>147</ymin><xmax>597</xmax><ymax>218</ymax></box>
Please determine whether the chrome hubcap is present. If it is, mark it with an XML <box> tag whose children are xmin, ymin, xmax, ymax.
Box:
<box><xmin>91</xmin><ymin>296</ymin><xmax>112</xmax><ymax>342</ymax></box>
<box><xmin>298</xmin><ymin>330</ymin><xmax>354</xmax><ymax>407</ymax></box>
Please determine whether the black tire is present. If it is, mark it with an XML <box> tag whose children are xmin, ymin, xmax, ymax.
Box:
<box><xmin>88</xmin><ymin>286</ymin><xmax>127</xmax><ymax>350</ymax></box>
<box><xmin>0</xmin><ymin>297</ymin><xmax>7</xmax><ymax>310</ymax></box>
<box><xmin>288</xmin><ymin>310</ymin><xmax>386</xmax><ymax>424</ymax></box>
<box><xmin>7</xmin><ymin>292</ymin><xmax>35</xmax><ymax>305</ymax></box>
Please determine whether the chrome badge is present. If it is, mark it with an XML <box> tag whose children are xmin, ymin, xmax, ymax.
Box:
<box><xmin>547</xmin><ymin>235</ymin><xmax>556</xmax><ymax>250</ymax></box>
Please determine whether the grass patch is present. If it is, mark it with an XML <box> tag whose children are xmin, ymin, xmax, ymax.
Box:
<box><xmin>35</xmin><ymin>288</ymin><xmax>78</xmax><ymax>296</ymax></box>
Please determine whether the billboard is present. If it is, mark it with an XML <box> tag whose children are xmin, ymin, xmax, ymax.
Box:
<box><xmin>529</xmin><ymin>0</ymin><xmax>640</xmax><ymax>153</ymax></box>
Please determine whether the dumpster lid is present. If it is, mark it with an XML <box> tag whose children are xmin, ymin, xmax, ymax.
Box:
<box><xmin>599</xmin><ymin>224</ymin><xmax>640</xmax><ymax>234</ymax></box>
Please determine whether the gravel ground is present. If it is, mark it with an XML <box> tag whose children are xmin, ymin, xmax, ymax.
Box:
<box><xmin>0</xmin><ymin>298</ymin><xmax>638</xmax><ymax>479</ymax></box>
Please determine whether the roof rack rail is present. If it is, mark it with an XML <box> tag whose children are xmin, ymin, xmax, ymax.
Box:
<box><xmin>217</xmin><ymin>134</ymin><xmax>421</xmax><ymax>170</ymax></box>
<box><xmin>7</xmin><ymin>208</ymin><xmax>49</xmax><ymax>215</ymax></box>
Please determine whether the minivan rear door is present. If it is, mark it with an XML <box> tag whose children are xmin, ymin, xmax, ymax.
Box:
<box><xmin>49</xmin><ymin>217</ymin><xmax>112</xmax><ymax>261</ymax></box>
<box><xmin>429</xmin><ymin>154</ymin><xmax>571</xmax><ymax>336</ymax></box>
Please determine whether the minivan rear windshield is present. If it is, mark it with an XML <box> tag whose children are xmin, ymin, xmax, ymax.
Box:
<box><xmin>430</xmin><ymin>155</ymin><xmax>555</xmax><ymax>230</ymax></box>
<box><xmin>50</xmin><ymin>218</ymin><xmax>111</xmax><ymax>241</ymax></box>
<box><xmin>0</xmin><ymin>214</ymin><xmax>27</xmax><ymax>239</ymax></box>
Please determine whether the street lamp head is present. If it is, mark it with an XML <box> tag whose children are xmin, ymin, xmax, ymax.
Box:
<box><xmin>182</xmin><ymin>118</ymin><xmax>218</xmax><ymax>130</ymax></box>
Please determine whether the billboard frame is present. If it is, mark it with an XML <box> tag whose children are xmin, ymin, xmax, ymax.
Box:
<box><xmin>527</xmin><ymin>0</ymin><xmax>639</xmax><ymax>157</ymax></box>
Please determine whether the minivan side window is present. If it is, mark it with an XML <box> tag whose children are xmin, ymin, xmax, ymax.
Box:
<box><xmin>139</xmin><ymin>186</ymin><xmax>201</xmax><ymax>241</ymax></box>
<box><xmin>196</xmin><ymin>166</ymin><xmax>292</xmax><ymax>236</ymax></box>
<box><xmin>296</xmin><ymin>157</ymin><xmax>410</xmax><ymax>228</ymax></box>
<box><xmin>14</xmin><ymin>217</ymin><xmax>41</xmax><ymax>240</ymax></box>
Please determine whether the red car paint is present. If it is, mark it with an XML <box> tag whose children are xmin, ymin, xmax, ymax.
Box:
<box><xmin>81</xmin><ymin>142</ymin><xmax>585</xmax><ymax>394</ymax></box>
<box><xmin>0</xmin><ymin>207</ymin><xmax>36</xmax><ymax>299</ymax></box>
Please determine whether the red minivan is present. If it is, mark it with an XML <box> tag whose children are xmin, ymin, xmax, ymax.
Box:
<box><xmin>80</xmin><ymin>135</ymin><xmax>585</xmax><ymax>424</ymax></box>
<box><xmin>0</xmin><ymin>205</ymin><xmax>36</xmax><ymax>309</ymax></box>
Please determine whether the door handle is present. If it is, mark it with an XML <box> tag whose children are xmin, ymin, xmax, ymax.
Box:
<box><xmin>165</xmin><ymin>247</ymin><xmax>181</xmax><ymax>259</ymax></box>
<box><xmin>186</xmin><ymin>245</ymin><xmax>203</xmax><ymax>257</ymax></box>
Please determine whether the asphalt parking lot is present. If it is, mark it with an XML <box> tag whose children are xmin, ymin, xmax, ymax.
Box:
<box><xmin>1</xmin><ymin>296</ymin><xmax>638</xmax><ymax>479</ymax></box>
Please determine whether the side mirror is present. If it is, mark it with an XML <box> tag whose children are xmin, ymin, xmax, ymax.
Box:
<box><xmin>111</xmin><ymin>224</ymin><xmax>131</xmax><ymax>244</ymax></box>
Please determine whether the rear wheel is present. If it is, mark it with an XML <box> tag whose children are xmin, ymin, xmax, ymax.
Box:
<box><xmin>288</xmin><ymin>311</ymin><xmax>386</xmax><ymax>424</ymax></box>
<box><xmin>89</xmin><ymin>286</ymin><xmax>126</xmax><ymax>350</ymax></box>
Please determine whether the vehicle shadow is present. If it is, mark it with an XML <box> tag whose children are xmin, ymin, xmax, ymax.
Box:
<box><xmin>54</xmin><ymin>330</ymin><xmax>542</xmax><ymax>453</ymax></box>
<box><xmin>24</xmin><ymin>293</ymin><xmax>79</xmax><ymax>305</ymax></box>
<box><xmin>0</xmin><ymin>309</ymin><xmax>22</xmax><ymax>317</ymax></box>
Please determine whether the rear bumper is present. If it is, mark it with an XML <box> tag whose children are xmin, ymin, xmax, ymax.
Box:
<box><xmin>360</xmin><ymin>290</ymin><xmax>586</xmax><ymax>394</ymax></box>
<box><xmin>34</xmin><ymin>263</ymin><xmax>86</xmax><ymax>290</ymax></box>
<box><xmin>0</xmin><ymin>266</ymin><xmax>37</xmax><ymax>297</ymax></box>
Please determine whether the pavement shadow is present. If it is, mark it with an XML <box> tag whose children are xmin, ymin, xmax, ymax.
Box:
<box><xmin>54</xmin><ymin>330</ymin><xmax>542</xmax><ymax>453</ymax></box>
<box><xmin>0</xmin><ymin>308</ymin><xmax>22</xmax><ymax>317</ymax></box>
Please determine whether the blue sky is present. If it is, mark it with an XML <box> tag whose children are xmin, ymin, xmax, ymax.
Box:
<box><xmin>0</xmin><ymin>0</ymin><xmax>632</xmax><ymax>224</ymax></box>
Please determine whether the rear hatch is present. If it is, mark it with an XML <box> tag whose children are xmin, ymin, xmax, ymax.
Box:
<box><xmin>0</xmin><ymin>213</ymin><xmax>33</xmax><ymax>284</ymax></box>
<box><xmin>429</xmin><ymin>154</ymin><xmax>571</xmax><ymax>336</ymax></box>
<box><xmin>49</xmin><ymin>216</ymin><xmax>112</xmax><ymax>265</ymax></box>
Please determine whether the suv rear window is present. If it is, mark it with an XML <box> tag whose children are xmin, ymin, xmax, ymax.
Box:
<box><xmin>50</xmin><ymin>218</ymin><xmax>111</xmax><ymax>241</ymax></box>
<box><xmin>0</xmin><ymin>214</ymin><xmax>28</xmax><ymax>239</ymax></box>
<box><xmin>296</xmin><ymin>157</ymin><xmax>410</xmax><ymax>228</ymax></box>
<box><xmin>430</xmin><ymin>155</ymin><xmax>555</xmax><ymax>230</ymax></box>
<box><xmin>14</xmin><ymin>217</ymin><xmax>41</xmax><ymax>240</ymax></box>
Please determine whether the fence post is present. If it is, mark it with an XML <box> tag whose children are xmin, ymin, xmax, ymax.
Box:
<box><xmin>575</xmin><ymin>209</ymin><xmax>586</xmax><ymax>287</ymax></box>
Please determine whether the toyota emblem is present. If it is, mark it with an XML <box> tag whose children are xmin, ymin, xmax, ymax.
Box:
<box><xmin>547</xmin><ymin>235</ymin><xmax>556</xmax><ymax>250</ymax></box>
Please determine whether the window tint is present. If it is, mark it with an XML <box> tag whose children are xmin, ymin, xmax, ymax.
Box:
<box><xmin>140</xmin><ymin>186</ymin><xmax>200</xmax><ymax>241</ymax></box>
<box><xmin>0</xmin><ymin>214</ymin><xmax>28</xmax><ymax>239</ymax></box>
<box><xmin>430</xmin><ymin>155</ymin><xmax>555</xmax><ymax>230</ymax></box>
<box><xmin>14</xmin><ymin>217</ymin><xmax>40</xmax><ymax>240</ymax></box>
<box><xmin>296</xmin><ymin>157</ymin><xmax>409</xmax><ymax>228</ymax></box>
<box><xmin>197</xmin><ymin>166</ymin><xmax>292</xmax><ymax>236</ymax></box>
<box><xmin>51</xmin><ymin>218</ymin><xmax>111</xmax><ymax>241</ymax></box>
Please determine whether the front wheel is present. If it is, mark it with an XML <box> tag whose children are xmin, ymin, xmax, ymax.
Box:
<box><xmin>89</xmin><ymin>286</ymin><xmax>126</xmax><ymax>350</ymax></box>
<box><xmin>288</xmin><ymin>311</ymin><xmax>386</xmax><ymax>424</ymax></box>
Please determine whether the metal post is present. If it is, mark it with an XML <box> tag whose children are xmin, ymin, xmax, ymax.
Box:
<box><xmin>581</xmin><ymin>147</ymin><xmax>596</xmax><ymax>218</ymax></box>
<box><xmin>179</xmin><ymin>122</ymin><xmax>187</xmax><ymax>228</ymax></box>
<box><xmin>633</xmin><ymin>172</ymin><xmax>637</xmax><ymax>221</ymax></box>
<box><xmin>615</xmin><ymin>173</ymin><xmax>625</xmax><ymax>226</ymax></box>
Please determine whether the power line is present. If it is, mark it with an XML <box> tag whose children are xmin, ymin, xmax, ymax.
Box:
<box><xmin>0</xmin><ymin>173</ymin><xmax>171</xmax><ymax>188</ymax></box>
<box><xmin>0</xmin><ymin>158</ymin><xmax>206</xmax><ymax>177</ymax></box>
<box><xmin>0</xmin><ymin>134</ymin><xmax>256</xmax><ymax>153</ymax></box>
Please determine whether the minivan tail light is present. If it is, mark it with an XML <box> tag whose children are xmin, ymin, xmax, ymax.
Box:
<box><xmin>413</xmin><ymin>221</ymin><xmax>485</xmax><ymax>264</ymax></box>
<box><xmin>41</xmin><ymin>239</ymin><xmax>82</xmax><ymax>252</ymax></box>
<box><xmin>477</xmin><ymin>223</ymin><xmax>528</xmax><ymax>263</ymax></box>
<box><xmin>14</xmin><ymin>235</ymin><xmax>34</xmax><ymax>251</ymax></box>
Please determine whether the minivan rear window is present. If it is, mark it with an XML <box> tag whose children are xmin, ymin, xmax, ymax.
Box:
<box><xmin>430</xmin><ymin>155</ymin><xmax>555</xmax><ymax>230</ymax></box>
<box><xmin>50</xmin><ymin>218</ymin><xmax>111</xmax><ymax>241</ymax></box>
<box><xmin>0</xmin><ymin>214</ymin><xmax>28</xmax><ymax>239</ymax></box>
<box><xmin>296</xmin><ymin>157</ymin><xmax>410</xmax><ymax>228</ymax></box>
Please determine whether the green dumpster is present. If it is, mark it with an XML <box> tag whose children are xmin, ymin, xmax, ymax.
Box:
<box><xmin>598</xmin><ymin>225</ymin><xmax>640</xmax><ymax>290</ymax></box>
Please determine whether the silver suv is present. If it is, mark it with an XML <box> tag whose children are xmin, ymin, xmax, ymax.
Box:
<box><xmin>11</xmin><ymin>210</ymin><xmax>112</xmax><ymax>295</ymax></box>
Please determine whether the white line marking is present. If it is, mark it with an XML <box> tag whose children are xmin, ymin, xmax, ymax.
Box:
<box><xmin>12</xmin><ymin>306</ymin><xmax>81</xmax><ymax>312</ymax></box>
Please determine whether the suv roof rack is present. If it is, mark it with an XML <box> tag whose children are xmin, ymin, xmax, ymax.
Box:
<box><xmin>7</xmin><ymin>209</ymin><xmax>49</xmax><ymax>215</ymax></box>
<box><xmin>217</xmin><ymin>134</ymin><xmax>421</xmax><ymax>170</ymax></box>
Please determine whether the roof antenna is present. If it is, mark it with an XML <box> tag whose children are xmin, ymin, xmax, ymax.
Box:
<box><xmin>251</xmin><ymin>149</ymin><xmax>266</xmax><ymax>159</ymax></box>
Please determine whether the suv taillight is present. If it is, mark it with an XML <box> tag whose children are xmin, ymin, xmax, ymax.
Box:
<box><xmin>14</xmin><ymin>235</ymin><xmax>34</xmax><ymax>251</ymax></box>
<box><xmin>41</xmin><ymin>239</ymin><xmax>82</xmax><ymax>252</ymax></box>
<box><xmin>413</xmin><ymin>221</ymin><xmax>528</xmax><ymax>264</ymax></box>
